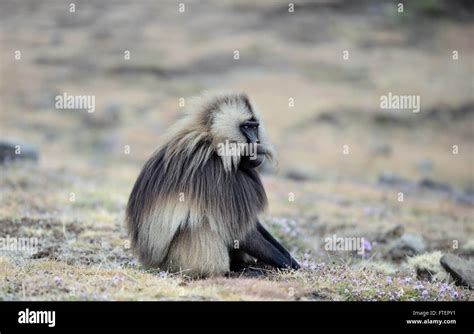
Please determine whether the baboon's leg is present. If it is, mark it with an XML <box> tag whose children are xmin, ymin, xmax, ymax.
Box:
<box><xmin>164</xmin><ymin>224</ymin><xmax>229</xmax><ymax>277</ymax></box>
<box><xmin>256</xmin><ymin>222</ymin><xmax>300</xmax><ymax>269</ymax></box>
<box><xmin>240</xmin><ymin>228</ymin><xmax>297</xmax><ymax>270</ymax></box>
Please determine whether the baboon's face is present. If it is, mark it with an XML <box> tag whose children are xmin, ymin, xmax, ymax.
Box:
<box><xmin>211</xmin><ymin>101</ymin><xmax>256</xmax><ymax>144</ymax></box>
<box><xmin>209</xmin><ymin>98</ymin><xmax>266</xmax><ymax>168</ymax></box>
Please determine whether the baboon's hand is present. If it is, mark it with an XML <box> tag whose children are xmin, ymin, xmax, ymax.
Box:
<box><xmin>240</xmin><ymin>225</ymin><xmax>300</xmax><ymax>270</ymax></box>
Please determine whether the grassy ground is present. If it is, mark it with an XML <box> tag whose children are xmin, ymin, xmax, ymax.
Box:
<box><xmin>0</xmin><ymin>0</ymin><xmax>473</xmax><ymax>300</ymax></box>
<box><xmin>1</xmin><ymin>160</ymin><xmax>472</xmax><ymax>301</ymax></box>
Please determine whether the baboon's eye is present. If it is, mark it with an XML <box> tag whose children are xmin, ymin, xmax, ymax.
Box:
<box><xmin>240</xmin><ymin>120</ymin><xmax>260</xmax><ymax>143</ymax></box>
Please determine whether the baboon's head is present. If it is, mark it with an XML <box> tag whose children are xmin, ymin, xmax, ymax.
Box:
<box><xmin>200</xmin><ymin>93</ymin><xmax>275</xmax><ymax>171</ymax></box>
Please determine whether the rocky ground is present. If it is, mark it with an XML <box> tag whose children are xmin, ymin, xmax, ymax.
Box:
<box><xmin>0</xmin><ymin>0</ymin><xmax>473</xmax><ymax>300</ymax></box>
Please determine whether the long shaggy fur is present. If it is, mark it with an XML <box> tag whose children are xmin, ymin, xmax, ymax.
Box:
<box><xmin>126</xmin><ymin>93</ymin><xmax>275</xmax><ymax>277</ymax></box>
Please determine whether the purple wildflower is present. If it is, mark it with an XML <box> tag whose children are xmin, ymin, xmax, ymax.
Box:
<box><xmin>112</xmin><ymin>275</ymin><xmax>124</xmax><ymax>284</ymax></box>
<box><xmin>415</xmin><ymin>282</ymin><xmax>424</xmax><ymax>290</ymax></box>
<box><xmin>363</xmin><ymin>239</ymin><xmax>372</xmax><ymax>252</ymax></box>
<box><xmin>439</xmin><ymin>283</ymin><xmax>449</xmax><ymax>295</ymax></box>
<box><xmin>159</xmin><ymin>271</ymin><xmax>168</xmax><ymax>278</ymax></box>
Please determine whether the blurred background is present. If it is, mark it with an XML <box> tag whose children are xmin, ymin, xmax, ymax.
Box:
<box><xmin>0</xmin><ymin>0</ymin><xmax>473</xmax><ymax>300</ymax></box>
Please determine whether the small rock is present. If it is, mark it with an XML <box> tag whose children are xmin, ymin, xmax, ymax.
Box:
<box><xmin>387</xmin><ymin>233</ymin><xmax>426</xmax><ymax>261</ymax></box>
<box><xmin>385</xmin><ymin>224</ymin><xmax>405</xmax><ymax>240</ymax></box>
<box><xmin>315</xmin><ymin>112</ymin><xmax>340</xmax><ymax>126</ymax></box>
<box><xmin>284</xmin><ymin>168</ymin><xmax>315</xmax><ymax>182</ymax></box>
<box><xmin>453</xmin><ymin>192</ymin><xmax>474</xmax><ymax>206</ymax></box>
<box><xmin>31</xmin><ymin>246</ymin><xmax>58</xmax><ymax>260</ymax></box>
<box><xmin>419</xmin><ymin>178</ymin><xmax>452</xmax><ymax>192</ymax></box>
<box><xmin>373</xmin><ymin>113</ymin><xmax>411</xmax><ymax>126</ymax></box>
<box><xmin>375</xmin><ymin>224</ymin><xmax>405</xmax><ymax>243</ymax></box>
<box><xmin>440</xmin><ymin>254</ymin><xmax>474</xmax><ymax>290</ymax></box>
<box><xmin>0</xmin><ymin>140</ymin><xmax>39</xmax><ymax>164</ymax></box>
<box><xmin>378</xmin><ymin>171</ymin><xmax>410</xmax><ymax>187</ymax></box>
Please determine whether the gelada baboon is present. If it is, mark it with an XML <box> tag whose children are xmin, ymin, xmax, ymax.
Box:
<box><xmin>126</xmin><ymin>93</ymin><xmax>300</xmax><ymax>277</ymax></box>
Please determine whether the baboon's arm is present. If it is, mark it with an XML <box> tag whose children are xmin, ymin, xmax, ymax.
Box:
<box><xmin>256</xmin><ymin>222</ymin><xmax>300</xmax><ymax>270</ymax></box>
<box><xmin>240</xmin><ymin>227</ymin><xmax>299</xmax><ymax>270</ymax></box>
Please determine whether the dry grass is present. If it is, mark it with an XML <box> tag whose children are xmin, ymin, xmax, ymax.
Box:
<box><xmin>0</xmin><ymin>163</ymin><xmax>472</xmax><ymax>301</ymax></box>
